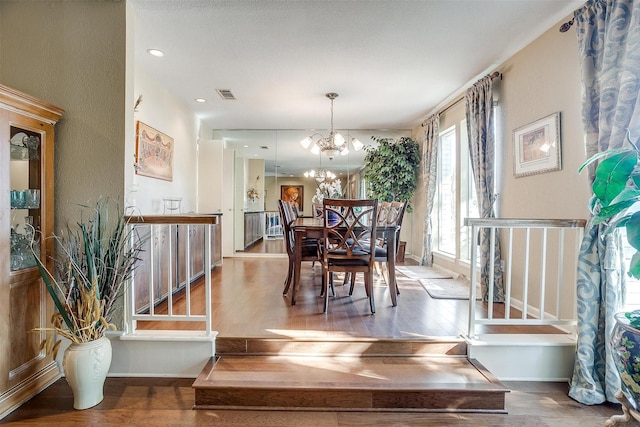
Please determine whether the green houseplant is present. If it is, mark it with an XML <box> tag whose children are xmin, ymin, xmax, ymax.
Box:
<box><xmin>362</xmin><ymin>136</ymin><xmax>421</xmax><ymax>210</ymax></box>
<box><xmin>32</xmin><ymin>198</ymin><xmax>143</xmax><ymax>409</ymax></box>
<box><xmin>580</xmin><ymin>135</ymin><xmax>640</xmax><ymax>415</ymax></box>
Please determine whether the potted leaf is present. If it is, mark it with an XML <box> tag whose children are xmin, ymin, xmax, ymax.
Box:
<box><xmin>363</xmin><ymin>136</ymin><xmax>420</xmax><ymax>260</ymax></box>
<box><xmin>580</xmin><ymin>134</ymin><xmax>640</xmax><ymax>413</ymax></box>
<box><xmin>32</xmin><ymin>199</ymin><xmax>143</xmax><ymax>410</ymax></box>
<box><xmin>362</xmin><ymin>136</ymin><xmax>420</xmax><ymax>210</ymax></box>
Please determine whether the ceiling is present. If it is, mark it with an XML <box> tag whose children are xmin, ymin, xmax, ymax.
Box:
<box><xmin>129</xmin><ymin>0</ymin><xmax>582</xmax><ymax>177</ymax></box>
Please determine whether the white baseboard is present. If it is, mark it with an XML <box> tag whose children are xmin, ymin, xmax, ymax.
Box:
<box><xmin>54</xmin><ymin>331</ymin><xmax>217</xmax><ymax>378</ymax></box>
<box><xmin>465</xmin><ymin>334</ymin><xmax>576</xmax><ymax>381</ymax></box>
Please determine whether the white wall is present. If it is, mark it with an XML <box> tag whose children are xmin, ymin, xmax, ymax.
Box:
<box><xmin>125</xmin><ymin>67</ymin><xmax>199</xmax><ymax>214</ymax></box>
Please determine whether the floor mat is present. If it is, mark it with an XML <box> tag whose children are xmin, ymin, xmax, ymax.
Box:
<box><xmin>395</xmin><ymin>265</ymin><xmax>453</xmax><ymax>280</ymax></box>
<box><xmin>419</xmin><ymin>278</ymin><xmax>481</xmax><ymax>300</ymax></box>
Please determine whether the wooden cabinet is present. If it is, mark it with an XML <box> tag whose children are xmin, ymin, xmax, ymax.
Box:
<box><xmin>244</xmin><ymin>211</ymin><xmax>264</xmax><ymax>249</ymax></box>
<box><xmin>133</xmin><ymin>224</ymin><xmax>176</xmax><ymax>313</ymax></box>
<box><xmin>0</xmin><ymin>84</ymin><xmax>63</xmax><ymax>417</ymax></box>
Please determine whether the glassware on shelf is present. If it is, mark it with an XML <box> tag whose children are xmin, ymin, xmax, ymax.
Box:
<box><xmin>9</xmin><ymin>189</ymin><xmax>40</xmax><ymax>209</ymax></box>
<box><xmin>25</xmin><ymin>189</ymin><xmax>40</xmax><ymax>208</ymax></box>
<box><xmin>163</xmin><ymin>197</ymin><xmax>182</xmax><ymax>214</ymax></box>
<box><xmin>9</xmin><ymin>132</ymin><xmax>40</xmax><ymax>160</ymax></box>
<box><xmin>9</xmin><ymin>221</ymin><xmax>39</xmax><ymax>271</ymax></box>
<box><xmin>10</xmin><ymin>190</ymin><xmax>26</xmax><ymax>209</ymax></box>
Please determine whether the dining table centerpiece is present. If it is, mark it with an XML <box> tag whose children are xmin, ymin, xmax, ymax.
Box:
<box><xmin>31</xmin><ymin>199</ymin><xmax>143</xmax><ymax>410</ymax></box>
<box><xmin>312</xmin><ymin>179</ymin><xmax>343</xmax><ymax>204</ymax></box>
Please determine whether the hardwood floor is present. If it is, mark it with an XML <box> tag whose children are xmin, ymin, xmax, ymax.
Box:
<box><xmin>0</xmin><ymin>255</ymin><xmax>624</xmax><ymax>425</ymax></box>
<box><xmin>1</xmin><ymin>377</ymin><xmax>622</xmax><ymax>426</ymax></box>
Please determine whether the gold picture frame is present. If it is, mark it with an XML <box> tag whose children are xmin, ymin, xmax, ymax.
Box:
<box><xmin>281</xmin><ymin>185</ymin><xmax>303</xmax><ymax>212</ymax></box>
<box><xmin>135</xmin><ymin>121</ymin><xmax>174</xmax><ymax>181</ymax></box>
<box><xmin>513</xmin><ymin>112</ymin><xmax>561</xmax><ymax>178</ymax></box>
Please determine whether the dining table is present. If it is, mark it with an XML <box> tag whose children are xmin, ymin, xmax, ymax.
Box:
<box><xmin>290</xmin><ymin>217</ymin><xmax>400</xmax><ymax>307</ymax></box>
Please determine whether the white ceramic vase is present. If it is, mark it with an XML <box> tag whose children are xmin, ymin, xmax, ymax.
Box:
<box><xmin>62</xmin><ymin>336</ymin><xmax>112</xmax><ymax>410</ymax></box>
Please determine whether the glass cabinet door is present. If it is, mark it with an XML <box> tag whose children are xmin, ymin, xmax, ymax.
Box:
<box><xmin>9</xmin><ymin>125</ymin><xmax>42</xmax><ymax>271</ymax></box>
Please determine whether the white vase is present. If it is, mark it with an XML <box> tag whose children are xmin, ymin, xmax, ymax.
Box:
<box><xmin>62</xmin><ymin>336</ymin><xmax>112</xmax><ymax>410</ymax></box>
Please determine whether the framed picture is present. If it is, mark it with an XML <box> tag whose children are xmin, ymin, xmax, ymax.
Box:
<box><xmin>281</xmin><ymin>185</ymin><xmax>303</xmax><ymax>212</ymax></box>
<box><xmin>135</xmin><ymin>121</ymin><xmax>174</xmax><ymax>181</ymax></box>
<box><xmin>513</xmin><ymin>112</ymin><xmax>561</xmax><ymax>178</ymax></box>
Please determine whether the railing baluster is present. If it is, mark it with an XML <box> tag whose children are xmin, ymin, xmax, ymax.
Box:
<box><xmin>167</xmin><ymin>224</ymin><xmax>174</xmax><ymax>317</ymax></box>
<box><xmin>506</xmin><ymin>228</ymin><xmax>513</xmax><ymax>319</ymax></box>
<box><xmin>185</xmin><ymin>225</ymin><xmax>192</xmax><ymax>317</ymax></box>
<box><xmin>522</xmin><ymin>227</ymin><xmax>530</xmax><ymax>320</ymax></box>
<box><xmin>540</xmin><ymin>228</ymin><xmax>547</xmax><ymax>320</ymax></box>
<box><xmin>149</xmin><ymin>225</ymin><xmax>156</xmax><ymax>316</ymax></box>
<box><xmin>556</xmin><ymin>228</ymin><xmax>565</xmax><ymax>320</ymax></box>
<box><xmin>488</xmin><ymin>226</ymin><xmax>496</xmax><ymax>319</ymax></box>
<box><xmin>204</xmin><ymin>224</ymin><xmax>212</xmax><ymax>335</ymax></box>
<box><xmin>468</xmin><ymin>223</ymin><xmax>479</xmax><ymax>338</ymax></box>
<box><xmin>463</xmin><ymin>218</ymin><xmax>586</xmax><ymax>338</ymax></box>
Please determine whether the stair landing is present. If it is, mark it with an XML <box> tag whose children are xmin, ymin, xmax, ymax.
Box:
<box><xmin>193</xmin><ymin>338</ymin><xmax>508</xmax><ymax>413</ymax></box>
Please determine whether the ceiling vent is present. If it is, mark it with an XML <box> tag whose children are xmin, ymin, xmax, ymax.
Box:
<box><xmin>216</xmin><ymin>89</ymin><xmax>236</xmax><ymax>100</ymax></box>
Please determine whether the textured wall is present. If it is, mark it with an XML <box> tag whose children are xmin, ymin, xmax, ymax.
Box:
<box><xmin>409</xmin><ymin>13</ymin><xmax>589</xmax><ymax>267</ymax></box>
<box><xmin>0</xmin><ymin>0</ymin><xmax>127</xmax><ymax>229</ymax></box>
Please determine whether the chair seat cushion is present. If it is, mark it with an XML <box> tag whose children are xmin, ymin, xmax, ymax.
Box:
<box><xmin>327</xmin><ymin>258</ymin><xmax>369</xmax><ymax>267</ymax></box>
<box><xmin>358</xmin><ymin>242</ymin><xmax>387</xmax><ymax>258</ymax></box>
<box><xmin>301</xmin><ymin>244</ymin><xmax>319</xmax><ymax>257</ymax></box>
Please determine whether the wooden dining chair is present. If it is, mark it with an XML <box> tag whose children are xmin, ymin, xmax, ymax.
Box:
<box><xmin>278</xmin><ymin>200</ymin><xmax>321</xmax><ymax>303</ymax></box>
<box><xmin>345</xmin><ymin>201</ymin><xmax>407</xmax><ymax>299</ymax></box>
<box><xmin>320</xmin><ymin>198</ymin><xmax>378</xmax><ymax>314</ymax></box>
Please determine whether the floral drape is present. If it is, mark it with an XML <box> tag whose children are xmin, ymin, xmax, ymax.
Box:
<box><xmin>569</xmin><ymin>0</ymin><xmax>640</xmax><ymax>405</ymax></box>
<box><xmin>421</xmin><ymin>114</ymin><xmax>439</xmax><ymax>266</ymax></box>
<box><xmin>465</xmin><ymin>76</ymin><xmax>504</xmax><ymax>302</ymax></box>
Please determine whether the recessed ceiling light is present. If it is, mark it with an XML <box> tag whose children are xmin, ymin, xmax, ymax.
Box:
<box><xmin>243</xmin><ymin>145</ymin><xmax>249</xmax><ymax>148</ymax></box>
<box><xmin>147</xmin><ymin>49</ymin><xmax>164</xmax><ymax>57</ymax></box>
<box><xmin>195</xmin><ymin>98</ymin><xmax>206</xmax><ymax>103</ymax></box>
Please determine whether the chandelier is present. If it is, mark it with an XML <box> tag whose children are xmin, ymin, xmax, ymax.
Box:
<box><xmin>299</xmin><ymin>92</ymin><xmax>364</xmax><ymax>160</ymax></box>
<box><xmin>303</xmin><ymin>168</ymin><xmax>336</xmax><ymax>182</ymax></box>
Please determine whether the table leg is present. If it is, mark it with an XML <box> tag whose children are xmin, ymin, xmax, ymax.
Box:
<box><xmin>388</xmin><ymin>230</ymin><xmax>397</xmax><ymax>307</ymax></box>
<box><xmin>292</xmin><ymin>229</ymin><xmax>303</xmax><ymax>306</ymax></box>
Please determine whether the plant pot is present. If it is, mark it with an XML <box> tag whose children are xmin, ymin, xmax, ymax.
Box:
<box><xmin>62</xmin><ymin>336</ymin><xmax>112</xmax><ymax>410</ymax></box>
<box><xmin>612</xmin><ymin>313</ymin><xmax>640</xmax><ymax>412</ymax></box>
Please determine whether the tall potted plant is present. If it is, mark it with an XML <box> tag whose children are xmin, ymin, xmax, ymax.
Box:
<box><xmin>581</xmin><ymin>135</ymin><xmax>640</xmax><ymax>415</ymax></box>
<box><xmin>362</xmin><ymin>136</ymin><xmax>420</xmax><ymax>210</ymax></box>
<box><xmin>362</xmin><ymin>136</ymin><xmax>420</xmax><ymax>260</ymax></box>
<box><xmin>32</xmin><ymin>199</ymin><xmax>143</xmax><ymax>410</ymax></box>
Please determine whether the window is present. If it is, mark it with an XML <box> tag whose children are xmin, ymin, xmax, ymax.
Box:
<box><xmin>433</xmin><ymin>105</ymin><xmax>479</xmax><ymax>274</ymax></box>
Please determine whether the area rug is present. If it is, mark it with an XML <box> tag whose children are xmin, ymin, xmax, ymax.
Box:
<box><xmin>395</xmin><ymin>265</ymin><xmax>453</xmax><ymax>280</ymax></box>
<box><xmin>419</xmin><ymin>278</ymin><xmax>481</xmax><ymax>300</ymax></box>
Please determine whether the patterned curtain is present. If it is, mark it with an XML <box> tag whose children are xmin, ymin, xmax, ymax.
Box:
<box><xmin>569</xmin><ymin>0</ymin><xmax>640</xmax><ymax>405</ymax></box>
<box><xmin>465</xmin><ymin>76</ymin><xmax>504</xmax><ymax>302</ymax></box>
<box><xmin>421</xmin><ymin>113</ymin><xmax>439</xmax><ymax>266</ymax></box>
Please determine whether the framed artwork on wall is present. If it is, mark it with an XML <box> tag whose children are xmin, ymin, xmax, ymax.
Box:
<box><xmin>281</xmin><ymin>185</ymin><xmax>303</xmax><ymax>212</ymax></box>
<box><xmin>513</xmin><ymin>112</ymin><xmax>561</xmax><ymax>178</ymax></box>
<box><xmin>135</xmin><ymin>121</ymin><xmax>174</xmax><ymax>181</ymax></box>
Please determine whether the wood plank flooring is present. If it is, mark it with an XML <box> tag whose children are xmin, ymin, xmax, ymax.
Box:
<box><xmin>0</xmin><ymin>255</ymin><xmax>624</xmax><ymax>425</ymax></box>
<box><xmin>1</xmin><ymin>377</ymin><xmax>623</xmax><ymax>426</ymax></box>
<box><xmin>136</xmin><ymin>256</ymin><xmax>563</xmax><ymax>338</ymax></box>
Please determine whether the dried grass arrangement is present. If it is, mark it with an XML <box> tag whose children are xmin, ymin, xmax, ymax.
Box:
<box><xmin>32</xmin><ymin>199</ymin><xmax>143</xmax><ymax>357</ymax></box>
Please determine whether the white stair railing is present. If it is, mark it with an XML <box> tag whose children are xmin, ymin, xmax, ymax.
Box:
<box><xmin>464</xmin><ymin>218</ymin><xmax>586</xmax><ymax>339</ymax></box>
<box><xmin>123</xmin><ymin>214</ymin><xmax>220</xmax><ymax>337</ymax></box>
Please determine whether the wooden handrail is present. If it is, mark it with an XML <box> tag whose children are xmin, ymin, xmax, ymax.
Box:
<box><xmin>125</xmin><ymin>213</ymin><xmax>221</xmax><ymax>225</ymax></box>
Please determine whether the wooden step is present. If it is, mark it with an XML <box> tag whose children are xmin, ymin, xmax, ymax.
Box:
<box><xmin>215</xmin><ymin>337</ymin><xmax>467</xmax><ymax>357</ymax></box>
<box><xmin>193</xmin><ymin>354</ymin><xmax>508</xmax><ymax>412</ymax></box>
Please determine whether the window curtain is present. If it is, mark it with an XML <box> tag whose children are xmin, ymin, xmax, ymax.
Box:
<box><xmin>421</xmin><ymin>113</ymin><xmax>439</xmax><ymax>266</ymax></box>
<box><xmin>465</xmin><ymin>76</ymin><xmax>504</xmax><ymax>302</ymax></box>
<box><xmin>569</xmin><ymin>0</ymin><xmax>640</xmax><ymax>405</ymax></box>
